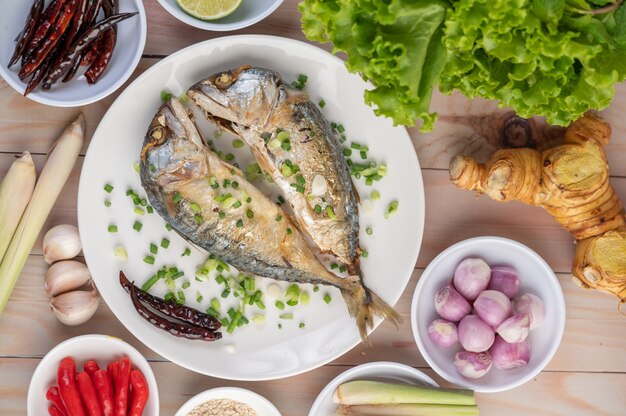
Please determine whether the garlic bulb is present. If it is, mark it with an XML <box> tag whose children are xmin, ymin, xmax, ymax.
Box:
<box><xmin>43</xmin><ymin>224</ymin><xmax>82</xmax><ymax>264</ymax></box>
<box><xmin>45</xmin><ymin>260</ymin><xmax>91</xmax><ymax>297</ymax></box>
<box><xmin>50</xmin><ymin>282</ymin><xmax>99</xmax><ymax>326</ymax></box>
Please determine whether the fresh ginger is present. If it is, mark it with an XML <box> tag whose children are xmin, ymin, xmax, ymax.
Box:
<box><xmin>449</xmin><ymin>113</ymin><xmax>626</xmax><ymax>304</ymax></box>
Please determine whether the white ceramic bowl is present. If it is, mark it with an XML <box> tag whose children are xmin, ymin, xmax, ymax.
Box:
<box><xmin>308</xmin><ymin>361</ymin><xmax>438</xmax><ymax>416</ymax></box>
<box><xmin>0</xmin><ymin>0</ymin><xmax>146</xmax><ymax>107</ymax></box>
<box><xmin>175</xmin><ymin>387</ymin><xmax>281</xmax><ymax>416</ymax></box>
<box><xmin>27</xmin><ymin>334</ymin><xmax>159</xmax><ymax>416</ymax></box>
<box><xmin>411</xmin><ymin>236</ymin><xmax>566</xmax><ymax>393</ymax></box>
<box><xmin>155</xmin><ymin>0</ymin><xmax>283</xmax><ymax>31</ymax></box>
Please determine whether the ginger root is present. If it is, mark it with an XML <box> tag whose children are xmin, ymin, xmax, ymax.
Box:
<box><xmin>450</xmin><ymin>113</ymin><xmax>626</xmax><ymax>303</ymax></box>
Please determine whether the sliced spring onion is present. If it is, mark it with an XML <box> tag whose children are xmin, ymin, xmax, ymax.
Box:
<box><xmin>133</xmin><ymin>221</ymin><xmax>142</xmax><ymax>232</ymax></box>
<box><xmin>177</xmin><ymin>291</ymin><xmax>185</xmax><ymax>302</ymax></box>
<box><xmin>330</xmin><ymin>263</ymin><xmax>338</xmax><ymax>270</ymax></box>
<box><xmin>326</xmin><ymin>206</ymin><xmax>336</xmax><ymax>220</ymax></box>
<box><xmin>300</xmin><ymin>291</ymin><xmax>310</xmax><ymax>305</ymax></box>
<box><xmin>194</xmin><ymin>214</ymin><xmax>203</xmax><ymax>224</ymax></box>
<box><xmin>143</xmin><ymin>255</ymin><xmax>155</xmax><ymax>265</ymax></box>
<box><xmin>114</xmin><ymin>246</ymin><xmax>127</xmax><ymax>262</ymax></box>
<box><xmin>339</xmin><ymin>265</ymin><xmax>346</xmax><ymax>273</ymax></box>
<box><xmin>279</xmin><ymin>313</ymin><xmax>294</xmax><ymax>320</ymax></box>
<box><xmin>319</xmin><ymin>99</ymin><xmax>326</xmax><ymax>108</ymax></box>
<box><xmin>190</xmin><ymin>202</ymin><xmax>201</xmax><ymax>213</ymax></box>
<box><xmin>323</xmin><ymin>294</ymin><xmax>332</xmax><ymax>304</ymax></box>
<box><xmin>172</xmin><ymin>192</ymin><xmax>182</xmax><ymax>203</ymax></box>
<box><xmin>182</xmin><ymin>248</ymin><xmax>191</xmax><ymax>256</ymax></box>
<box><xmin>252</xmin><ymin>314</ymin><xmax>265</xmax><ymax>324</ymax></box>
<box><xmin>314</xmin><ymin>204</ymin><xmax>322</xmax><ymax>214</ymax></box>
<box><xmin>161</xmin><ymin>238</ymin><xmax>170</xmax><ymax>249</ymax></box>
<box><xmin>160</xmin><ymin>90</ymin><xmax>172</xmax><ymax>101</ymax></box>
<box><xmin>134</xmin><ymin>207</ymin><xmax>145</xmax><ymax>216</ymax></box>
<box><xmin>275</xmin><ymin>214</ymin><xmax>282</xmax><ymax>222</ymax></box>
<box><xmin>246</xmin><ymin>209</ymin><xmax>254</xmax><ymax>219</ymax></box>
<box><xmin>104</xmin><ymin>184</ymin><xmax>113</xmax><ymax>193</ymax></box>
<box><xmin>275</xmin><ymin>300</ymin><xmax>285</xmax><ymax>310</ymax></box>
<box><xmin>211</xmin><ymin>298</ymin><xmax>221</xmax><ymax>311</ymax></box>
<box><xmin>366</xmin><ymin>227</ymin><xmax>373</xmax><ymax>235</ymax></box>
<box><xmin>133</xmin><ymin>162</ymin><xmax>140</xmax><ymax>173</ymax></box>
<box><xmin>362</xmin><ymin>250</ymin><xmax>369</xmax><ymax>258</ymax></box>
<box><xmin>232</xmin><ymin>139</ymin><xmax>244</xmax><ymax>148</ymax></box>
<box><xmin>384</xmin><ymin>200</ymin><xmax>399</xmax><ymax>219</ymax></box>
<box><xmin>142</xmin><ymin>274</ymin><xmax>160</xmax><ymax>291</ymax></box>
<box><xmin>182</xmin><ymin>281</ymin><xmax>190</xmax><ymax>289</ymax></box>
<box><xmin>313</xmin><ymin>285</ymin><xmax>320</xmax><ymax>292</ymax></box>
<box><xmin>108</xmin><ymin>225</ymin><xmax>118</xmax><ymax>233</ymax></box>
<box><xmin>286</xmin><ymin>228</ymin><xmax>292</xmax><ymax>235</ymax></box>
<box><xmin>299</xmin><ymin>322</ymin><xmax>305</xmax><ymax>328</ymax></box>
<box><xmin>150</xmin><ymin>243</ymin><xmax>158</xmax><ymax>255</ymax></box>
<box><xmin>196</xmin><ymin>292</ymin><xmax>203</xmax><ymax>303</ymax></box>
<box><xmin>236</xmin><ymin>219</ymin><xmax>244</xmax><ymax>228</ymax></box>
<box><xmin>165</xmin><ymin>223</ymin><xmax>173</xmax><ymax>231</ymax></box>
<box><xmin>104</xmin><ymin>200</ymin><xmax>111</xmax><ymax>207</ymax></box>
<box><xmin>147</xmin><ymin>206</ymin><xmax>154</xmax><ymax>214</ymax></box>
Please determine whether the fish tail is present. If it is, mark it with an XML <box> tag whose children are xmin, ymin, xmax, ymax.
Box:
<box><xmin>340</xmin><ymin>277</ymin><xmax>403</xmax><ymax>344</ymax></box>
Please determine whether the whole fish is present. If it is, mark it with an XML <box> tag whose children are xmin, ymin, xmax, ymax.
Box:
<box><xmin>186</xmin><ymin>66</ymin><xmax>359</xmax><ymax>269</ymax></box>
<box><xmin>140</xmin><ymin>98</ymin><xmax>400</xmax><ymax>341</ymax></box>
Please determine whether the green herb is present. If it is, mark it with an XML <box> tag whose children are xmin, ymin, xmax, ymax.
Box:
<box><xmin>190</xmin><ymin>202</ymin><xmax>201</xmax><ymax>213</ymax></box>
<box><xmin>104</xmin><ymin>200</ymin><xmax>111</xmax><ymax>207</ymax></box>
<box><xmin>291</xmin><ymin>74</ymin><xmax>308</xmax><ymax>90</ymax></box>
<box><xmin>134</xmin><ymin>207</ymin><xmax>145</xmax><ymax>216</ymax></box>
<box><xmin>246</xmin><ymin>209</ymin><xmax>254</xmax><ymax>219</ymax></box>
<box><xmin>232</xmin><ymin>200</ymin><xmax>242</xmax><ymax>209</ymax></box>
<box><xmin>182</xmin><ymin>281</ymin><xmax>190</xmax><ymax>289</ymax></box>
<box><xmin>286</xmin><ymin>227</ymin><xmax>292</xmax><ymax>235</ymax></box>
<box><xmin>133</xmin><ymin>162</ymin><xmax>140</xmax><ymax>173</ymax></box>
<box><xmin>326</xmin><ymin>206</ymin><xmax>336</xmax><ymax>220</ymax></box>
<box><xmin>209</xmin><ymin>176</ymin><xmax>219</xmax><ymax>189</ymax></box>
<box><xmin>165</xmin><ymin>223</ymin><xmax>172</xmax><ymax>231</ymax></box>
<box><xmin>147</xmin><ymin>206</ymin><xmax>154</xmax><ymax>214</ymax></box>
<box><xmin>107</xmin><ymin>224</ymin><xmax>118</xmax><ymax>233</ymax></box>
<box><xmin>161</xmin><ymin>238</ymin><xmax>170</xmax><ymax>249</ymax></box>
<box><xmin>182</xmin><ymin>248</ymin><xmax>191</xmax><ymax>256</ymax></box>
<box><xmin>231</xmin><ymin>181</ymin><xmax>239</xmax><ymax>189</ymax></box>
<box><xmin>143</xmin><ymin>255</ymin><xmax>155</xmax><ymax>265</ymax></box>
<box><xmin>319</xmin><ymin>99</ymin><xmax>326</xmax><ymax>108</ymax></box>
<box><xmin>313</xmin><ymin>285</ymin><xmax>320</xmax><ymax>292</ymax></box>
<box><xmin>279</xmin><ymin>313</ymin><xmax>294</xmax><ymax>320</ymax></box>
<box><xmin>236</xmin><ymin>219</ymin><xmax>244</xmax><ymax>228</ymax></box>
<box><xmin>330</xmin><ymin>263</ymin><xmax>338</xmax><ymax>270</ymax></box>
<box><xmin>150</xmin><ymin>243</ymin><xmax>158</xmax><ymax>255</ymax></box>
<box><xmin>172</xmin><ymin>192</ymin><xmax>182</xmax><ymax>203</ymax></box>
<box><xmin>246</xmin><ymin>196</ymin><xmax>252</xmax><ymax>203</ymax></box>
<box><xmin>362</xmin><ymin>250</ymin><xmax>369</xmax><ymax>258</ymax></box>
<box><xmin>194</xmin><ymin>214</ymin><xmax>203</xmax><ymax>224</ymax></box>
<box><xmin>275</xmin><ymin>214</ymin><xmax>282</xmax><ymax>222</ymax></box>
<box><xmin>299</xmin><ymin>322</ymin><xmax>305</xmax><ymax>328</ymax></box>
<box><xmin>160</xmin><ymin>90</ymin><xmax>173</xmax><ymax>101</ymax></box>
<box><xmin>164</xmin><ymin>292</ymin><xmax>175</xmax><ymax>302</ymax></box>
<box><xmin>177</xmin><ymin>291</ymin><xmax>186</xmax><ymax>303</ymax></box>
<box><xmin>323</xmin><ymin>294</ymin><xmax>332</xmax><ymax>304</ymax></box>
<box><xmin>275</xmin><ymin>300</ymin><xmax>285</xmax><ymax>310</ymax></box>
<box><xmin>314</xmin><ymin>204</ymin><xmax>322</xmax><ymax>214</ymax></box>
<box><xmin>342</xmin><ymin>148</ymin><xmax>352</xmax><ymax>157</ymax></box>
<box><xmin>133</xmin><ymin>221</ymin><xmax>142</xmax><ymax>232</ymax></box>
<box><xmin>104</xmin><ymin>184</ymin><xmax>113</xmax><ymax>193</ymax></box>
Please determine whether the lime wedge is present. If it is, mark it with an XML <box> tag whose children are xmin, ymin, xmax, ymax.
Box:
<box><xmin>176</xmin><ymin>0</ymin><xmax>243</xmax><ymax>21</ymax></box>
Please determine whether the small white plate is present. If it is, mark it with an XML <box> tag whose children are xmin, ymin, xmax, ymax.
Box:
<box><xmin>308</xmin><ymin>361</ymin><xmax>438</xmax><ymax>416</ymax></box>
<box><xmin>155</xmin><ymin>0</ymin><xmax>283</xmax><ymax>31</ymax></box>
<box><xmin>27</xmin><ymin>334</ymin><xmax>159</xmax><ymax>416</ymax></box>
<box><xmin>175</xmin><ymin>387</ymin><xmax>281</xmax><ymax>416</ymax></box>
<box><xmin>411</xmin><ymin>236</ymin><xmax>566</xmax><ymax>393</ymax></box>
<box><xmin>78</xmin><ymin>35</ymin><xmax>425</xmax><ymax>381</ymax></box>
<box><xmin>0</xmin><ymin>0</ymin><xmax>146</xmax><ymax>107</ymax></box>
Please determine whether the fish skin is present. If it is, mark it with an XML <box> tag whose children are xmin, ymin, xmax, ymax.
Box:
<box><xmin>140</xmin><ymin>98</ymin><xmax>400</xmax><ymax>340</ymax></box>
<box><xmin>187</xmin><ymin>66</ymin><xmax>359</xmax><ymax>266</ymax></box>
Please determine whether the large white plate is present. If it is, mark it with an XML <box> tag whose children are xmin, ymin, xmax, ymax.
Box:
<box><xmin>78</xmin><ymin>35</ymin><xmax>424</xmax><ymax>381</ymax></box>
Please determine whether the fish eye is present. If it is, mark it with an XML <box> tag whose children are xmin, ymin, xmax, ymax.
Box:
<box><xmin>149</xmin><ymin>126</ymin><xmax>166</xmax><ymax>145</ymax></box>
<box><xmin>214</xmin><ymin>72</ymin><xmax>233</xmax><ymax>89</ymax></box>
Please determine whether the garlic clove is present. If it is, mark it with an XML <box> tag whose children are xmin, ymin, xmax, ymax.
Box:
<box><xmin>45</xmin><ymin>260</ymin><xmax>91</xmax><ymax>297</ymax></box>
<box><xmin>43</xmin><ymin>224</ymin><xmax>82</xmax><ymax>264</ymax></box>
<box><xmin>360</xmin><ymin>199</ymin><xmax>375</xmax><ymax>216</ymax></box>
<box><xmin>311</xmin><ymin>174</ymin><xmax>328</xmax><ymax>197</ymax></box>
<box><xmin>50</xmin><ymin>282</ymin><xmax>99</xmax><ymax>326</ymax></box>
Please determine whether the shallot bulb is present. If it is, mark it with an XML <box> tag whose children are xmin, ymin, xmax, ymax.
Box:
<box><xmin>428</xmin><ymin>319</ymin><xmax>458</xmax><ymax>348</ymax></box>
<box><xmin>434</xmin><ymin>285</ymin><xmax>471</xmax><ymax>322</ymax></box>
<box><xmin>489</xmin><ymin>336</ymin><xmax>531</xmax><ymax>370</ymax></box>
<box><xmin>487</xmin><ymin>266</ymin><xmax>520</xmax><ymax>298</ymax></box>
<box><xmin>453</xmin><ymin>258</ymin><xmax>491</xmax><ymax>300</ymax></box>
<box><xmin>474</xmin><ymin>290</ymin><xmax>512</xmax><ymax>327</ymax></box>
<box><xmin>458</xmin><ymin>315</ymin><xmax>495</xmax><ymax>352</ymax></box>
<box><xmin>513</xmin><ymin>293</ymin><xmax>545</xmax><ymax>330</ymax></box>
<box><xmin>455</xmin><ymin>351</ymin><xmax>492</xmax><ymax>379</ymax></box>
<box><xmin>496</xmin><ymin>314</ymin><xmax>530</xmax><ymax>343</ymax></box>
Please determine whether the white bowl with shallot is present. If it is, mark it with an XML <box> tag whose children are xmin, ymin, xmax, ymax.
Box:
<box><xmin>411</xmin><ymin>236</ymin><xmax>566</xmax><ymax>393</ymax></box>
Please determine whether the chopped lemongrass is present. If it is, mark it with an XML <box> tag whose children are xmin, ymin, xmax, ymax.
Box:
<box><xmin>232</xmin><ymin>139</ymin><xmax>244</xmax><ymax>148</ymax></box>
<box><xmin>104</xmin><ymin>184</ymin><xmax>113</xmax><ymax>193</ymax></box>
<box><xmin>104</xmin><ymin>200</ymin><xmax>111</xmax><ymax>207</ymax></box>
<box><xmin>279</xmin><ymin>313</ymin><xmax>294</xmax><ymax>320</ymax></box>
<box><xmin>366</xmin><ymin>227</ymin><xmax>373</xmax><ymax>235</ymax></box>
<box><xmin>384</xmin><ymin>200</ymin><xmax>399</xmax><ymax>219</ymax></box>
<box><xmin>114</xmin><ymin>246</ymin><xmax>127</xmax><ymax>262</ymax></box>
<box><xmin>108</xmin><ymin>225</ymin><xmax>118</xmax><ymax>233</ymax></box>
<box><xmin>133</xmin><ymin>221</ymin><xmax>142</xmax><ymax>232</ymax></box>
<box><xmin>142</xmin><ymin>274</ymin><xmax>160</xmax><ymax>291</ymax></box>
<box><xmin>182</xmin><ymin>248</ymin><xmax>191</xmax><ymax>256</ymax></box>
<box><xmin>323</xmin><ymin>294</ymin><xmax>332</xmax><ymax>304</ymax></box>
<box><xmin>134</xmin><ymin>207</ymin><xmax>145</xmax><ymax>216</ymax></box>
<box><xmin>161</xmin><ymin>238</ymin><xmax>170</xmax><ymax>249</ymax></box>
<box><xmin>150</xmin><ymin>243</ymin><xmax>158</xmax><ymax>255</ymax></box>
<box><xmin>182</xmin><ymin>281</ymin><xmax>190</xmax><ymax>289</ymax></box>
<box><xmin>143</xmin><ymin>255</ymin><xmax>155</xmax><ymax>265</ymax></box>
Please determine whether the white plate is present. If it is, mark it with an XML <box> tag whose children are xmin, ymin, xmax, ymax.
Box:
<box><xmin>175</xmin><ymin>387</ymin><xmax>280</xmax><ymax>416</ymax></box>
<box><xmin>78</xmin><ymin>35</ymin><xmax>425</xmax><ymax>381</ymax></box>
<box><xmin>308</xmin><ymin>361</ymin><xmax>438</xmax><ymax>416</ymax></box>
<box><xmin>27</xmin><ymin>334</ymin><xmax>159</xmax><ymax>416</ymax></box>
<box><xmin>156</xmin><ymin>0</ymin><xmax>283</xmax><ymax>31</ymax></box>
<box><xmin>0</xmin><ymin>0</ymin><xmax>146</xmax><ymax>107</ymax></box>
<box><xmin>411</xmin><ymin>237</ymin><xmax>566</xmax><ymax>393</ymax></box>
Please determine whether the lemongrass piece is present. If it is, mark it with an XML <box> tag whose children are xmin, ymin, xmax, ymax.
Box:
<box><xmin>336</xmin><ymin>404</ymin><xmax>480</xmax><ymax>416</ymax></box>
<box><xmin>45</xmin><ymin>260</ymin><xmax>91</xmax><ymax>297</ymax></box>
<box><xmin>0</xmin><ymin>152</ymin><xmax>36</xmax><ymax>263</ymax></box>
<box><xmin>42</xmin><ymin>224</ymin><xmax>82</xmax><ymax>264</ymax></box>
<box><xmin>50</xmin><ymin>281</ymin><xmax>99</xmax><ymax>326</ymax></box>
<box><xmin>333</xmin><ymin>381</ymin><xmax>475</xmax><ymax>406</ymax></box>
<box><xmin>0</xmin><ymin>115</ymin><xmax>84</xmax><ymax>315</ymax></box>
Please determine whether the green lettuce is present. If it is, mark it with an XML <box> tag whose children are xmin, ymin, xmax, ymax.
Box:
<box><xmin>300</xmin><ymin>0</ymin><xmax>626</xmax><ymax>130</ymax></box>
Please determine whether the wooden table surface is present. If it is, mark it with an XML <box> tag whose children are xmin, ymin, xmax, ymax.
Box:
<box><xmin>1</xmin><ymin>1</ymin><xmax>626</xmax><ymax>415</ymax></box>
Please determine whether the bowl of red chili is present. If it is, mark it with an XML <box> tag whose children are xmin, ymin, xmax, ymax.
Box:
<box><xmin>27</xmin><ymin>334</ymin><xmax>159</xmax><ymax>416</ymax></box>
<box><xmin>0</xmin><ymin>0</ymin><xmax>146</xmax><ymax>107</ymax></box>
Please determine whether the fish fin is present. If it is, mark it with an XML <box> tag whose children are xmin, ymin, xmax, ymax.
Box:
<box><xmin>340</xmin><ymin>277</ymin><xmax>403</xmax><ymax>344</ymax></box>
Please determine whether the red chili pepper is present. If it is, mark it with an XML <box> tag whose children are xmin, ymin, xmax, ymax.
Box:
<box><xmin>57</xmin><ymin>357</ymin><xmax>86</xmax><ymax>416</ymax></box>
<box><xmin>49</xmin><ymin>405</ymin><xmax>67</xmax><ymax>416</ymax></box>
<box><xmin>19</xmin><ymin>0</ymin><xmax>79</xmax><ymax>80</ymax></box>
<box><xmin>93</xmin><ymin>369</ymin><xmax>114</xmax><ymax>416</ymax></box>
<box><xmin>128</xmin><ymin>370</ymin><xmax>149</xmax><ymax>416</ymax></box>
<box><xmin>46</xmin><ymin>386</ymin><xmax>69</xmax><ymax>416</ymax></box>
<box><xmin>107</xmin><ymin>361</ymin><xmax>119</xmax><ymax>389</ymax></box>
<box><xmin>77</xmin><ymin>372</ymin><xmax>103</xmax><ymax>416</ymax></box>
<box><xmin>114</xmin><ymin>357</ymin><xmax>131</xmax><ymax>416</ymax></box>
<box><xmin>83</xmin><ymin>360</ymin><xmax>100</xmax><ymax>379</ymax></box>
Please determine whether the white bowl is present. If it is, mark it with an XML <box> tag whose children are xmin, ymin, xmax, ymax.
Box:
<box><xmin>27</xmin><ymin>334</ymin><xmax>159</xmax><ymax>416</ymax></box>
<box><xmin>0</xmin><ymin>0</ymin><xmax>146</xmax><ymax>107</ymax></box>
<box><xmin>155</xmin><ymin>0</ymin><xmax>283</xmax><ymax>31</ymax></box>
<box><xmin>175</xmin><ymin>387</ymin><xmax>281</xmax><ymax>416</ymax></box>
<box><xmin>411</xmin><ymin>236</ymin><xmax>566</xmax><ymax>393</ymax></box>
<box><xmin>308</xmin><ymin>361</ymin><xmax>438</xmax><ymax>416</ymax></box>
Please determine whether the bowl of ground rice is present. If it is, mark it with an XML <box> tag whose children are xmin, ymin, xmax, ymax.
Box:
<box><xmin>175</xmin><ymin>387</ymin><xmax>281</xmax><ymax>416</ymax></box>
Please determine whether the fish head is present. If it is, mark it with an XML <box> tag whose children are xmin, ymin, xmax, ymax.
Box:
<box><xmin>187</xmin><ymin>66</ymin><xmax>282</xmax><ymax>128</ymax></box>
<box><xmin>141</xmin><ymin>98</ymin><xmax>208</xmax><ymax>192</ymax></box>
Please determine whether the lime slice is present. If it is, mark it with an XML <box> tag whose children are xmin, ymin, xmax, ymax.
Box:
<box><xmin>176</xmin><ymin>0</ymin><xmax>243</xmax><ymax>21</ymax></box>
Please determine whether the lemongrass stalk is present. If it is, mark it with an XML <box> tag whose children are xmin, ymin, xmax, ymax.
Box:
<box><xmin>333</xmin><ymin>381</ymin><xmax>475</xmax><ymax>406</ymax></box>
<box><xmin>336</xmin><ymin>404</ymin><xmax>480</xmax><ymax>416</ymax></box>
<box><xmin>0</xmin><ymin>152</ymin><xmax>36</xmax><ymax>263</ymax></box>
<box><xmin>0</xmin><ymin>115</ymin><xmax>84</xmax><ymax>314</ymax></box>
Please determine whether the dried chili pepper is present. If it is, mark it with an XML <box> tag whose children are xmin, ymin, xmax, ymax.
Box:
<box><xmin>128</xmin><ymin>283</ymin><xmax>221</xmax><ymax>341</ymax></box>
<box><xmin>119</xmin><ymin>272</ymin><xmax>221</xmax><ymax>330</ymax></box>
<box><xmin>42</xmin><ymin>12</ymin><xmax>137</xmax><ymax>89</ymax></box>
<box><xmin>19</xmin><ymin>0</ymin><xmax>79</xmax><ymax>80</ymax></box>
<box><xmin>9</xmin><ymin>0</ymin><xmax>45</xmax><ymax>67</ymax></box>
<box><xmin>24</xmin><ymin>54</ymin><xmax>51</xmax><ymax>95</ymax></box>
<box><xmin>23</xmin><ymin>0</ymin><xmax>68</xmax><ymax>65</ymax></box>
<box><xmin>85</xmin><ymin>0</ymin><xmax>118</xmax><ymax>84</ymax></box>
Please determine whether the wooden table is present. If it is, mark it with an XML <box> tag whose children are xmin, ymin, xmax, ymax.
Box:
<box><xmin>1</xmin><ymin>1</ymin><xmax>626</xmax><ymax>414</ymax></box>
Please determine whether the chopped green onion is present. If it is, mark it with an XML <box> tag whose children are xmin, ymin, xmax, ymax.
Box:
<box><xmin>194</xmin><ymin>214</ymin><xmax>203</xmax><ymax>224</ymax></box>
<box><xmin>275</xmin><ymin>214</ymin><xmax>282</xmax><ymax>221</ymax></box>
<box><xmin>164</xmin><ymin>292</ymin><xmax>175</xmax><ymax>302</ymax></box>
<box><xmin>114</xmin><ymin>246</ymin><xmax>127</xmax><ymax>261</ymax></box>
<box><xmin>236</xmin><ymin>219</ymin><xmax>244</xmax><ymax>228</ymax></box>
<box><xmin>150</xmin><ymin>243</ymin><xmax>158</xmax><ymax>255</ymax></box>
<box><xmin>252</xmin><ymin>314</ymin><xmax>265</xmax><ymax>324</ymax></box>
<box><xmin>330</xmin><ymin>263</ymin><xmax>338</xmax><ymax>269</ymax></box>
<box><xmin>366</xmin><ymin>227</ymin><xmax>373</xmax><ymax>235</ymax></box>
<box><xmin>232</xmin><ymin>139</ymin><xmax>245</xmax><ymax>148</ymax></box>
<box><xmin>286</xmin><ymin>228</ymin><xmax>292</xmax><ymax>235</ymax></box>
<box><xmin>339</xmin><ymin>265</ymin><xmax>346</xmax><ymax>273</ymax></box>
<box><xmin>182</xmin><ymin>248</ymin><xmax>191</xmax><ymax>256</ymax></box>
<box><xmin>171</xmin><ymin>271</ymin><xmax>184</xmax><ymax>280</ymax></box>
<box><xmin>343</xmin><ymin>148</ymin><xmax>352</xmax><ymax>157</ymax></box>
<box><xmin>362</xmin><ymin>250</ymin><xmax>369</xmax><ymax>258</ymax></box>
<box><xmin>140</xmin><ymin>198</ymin><xmax>147</xmax><ymax>207</ymax></box>
<box><xmin>218</xmin><ymin>211</ymin><xmax>226</xmax><ymax>219</ymax></box>
<box><xmin>246</xmin><ymin>197</ymin><xmax>252</xmax><ymax>203</ymax></box>
<box><xmin>134</xmin><ymin>207</ymin><xmax>145</xmax><ymax>216</ymax></box>
<box><xmin>177</xmin><ymin>291</ymin><xmax>186</xmax><ymax>302</ymax></box>
<box><xmin>104</xmin><ymin>184</ymin><xmax>114</xmax><ymax>193</ymax></box>
<box><xmin>360</xmin><ymin>150</ymin><xmax>367</xmax><ymax>160</ymax></box>
<box><xmin>107</xmin><ymin>224</ymin><xmax>118</xmax><ymax>233</ymax></box>
<box><xmin>279</xmin><ymin>313</ymin><xmax>294</xmax><ymax>320</ymax></box>
<box><xmin>143</xmin><ymin>255</ymin><xmax>155</xmax><ymax>265</ymax></box>
<box><xmin>277</xmin><ymin>195</ymin><xmax>286</xmax><ymax>204</ymax></box>
<box><xmin>181</xmin><ymin>281</ymin><xmax>190</xmax><ymax>289</ymax></box>
<box><xmin>281</xmin><ymin>163</ymin><xmax>293</xmax><ymax>177</ymax></box>
<box><xmin>165</xmin><ymin>223</ymin><xmax>173</xmax><ymax>231</ymax></box>
<box><xmin>221</xmin><ymin>289</ymin><xmax>231</xmax><ymax>298</ymax></box>
<box><xmin>211</xmin><ymin>298</ymin><xmax>221</xmax><ymax>311</ymax></box>
<box><xmin>246</xmin><ymin>209</ymin><xmax>254</xmax><ymax>219</ymax></box>
<box><xmin>296</xmin><ymin>175</ymin><xmax>305</xmax><ymax>186</ymax></box>
<box><xmin>222</xmin><ymin>178</ymin><xmax>231</xmax><ymax>188</ymax></box>
<box><xmin>326</xmin><ymin>206</ymin><xmax>336</xmax><ymax>220</ymax></box>
<box><xmin>209</xmin><ymin>176</ymin><xmax>219</xmax><ymax>189</ymax></box>
<box><xmin>141</xmin><ymin>274</ymin><xmax>160</xmax><ymax>291</ymax></box>
<box><xmin>337</xmin><ymin>124</ymin><xmax>345</xmax><ymax>133</ymax></box>
<box><xmin>323</xmin><ymin>294</ymin><xmax>332</xmax><ymax>304</ymax></box>
<box><xmin>133</xmin><ymin>162</ymin><xmax>140</xmax><ymax>173</ymax></box>
<box><xmin>132</xmin><ymin>221</ymin><xmax>142</xmax><ymax>232</ymax></box>
<box><xmin>160</xmin><ymin>90</ymin><xmax>173</xmax><ymax>101</ymax></box>
<box><xmin>300</xmin><ymin>291</ymin><xmax>310</xmax><ymax>305</ymax></box>
<box><xmin>104</xmin><ymin>200</ymin><xmax>111</xmax><ymax>207</ymax></box>
<box><xmin>196</xmin><ymin>292</ymin><xmax>203</xmax><ymax>303</ymax></box>
<box><xmin>232</xmin><ymin>181</ymin><xmax>239</xmax><ymax>189</ymax></box>
<box><xmin>319</xmin><ymin>99</ymin><xmax>326</xmax><ymax>108</ymax></box>
<box><xmin>275</xmin><ymin>300</ymin><xmax>285</xmax><ymax>310</ymax></box>
<box><xmin>314</xmin><ymin>204</ymin><xmax>322</xmax><ymax>214</ymax></box>
<box><xmin>313</xmin><ymin>285</ymin><xmax>320</xmax><ymax>292</ymax></box>
<box><xmin>161</xmin><ymin>238</ymin><xmax>170</xmax><ymax>249</ymax></box>
<box><xmin>385</xmin><ymin>200</ymin><xmax>399</xmax><ymax>219</ymax></box>
<box><xmin>190</xmin><ymin>202</ymin><xmax>201</xmax><ymax>213</ymax></box>
<box><xmin>172</xmin><ymin>192</ymin><xmax>182</xmax><ymax>203</ymax></box>
<box><xmin>299</xmin><ymin>322</ymin><xmax>305</xmax><ymax>328</ymax></box>
<box><xmin>147</xmin><ymin>206</ymin><xmax>154</xmax><ymax>214</ymax></box>
<box><xmin>281</xmin><ymin>139</ymin><xmax>292</xmax><ymax>152</ymax></box>
<box><xmin>232</xmin><ymin>200</ymin><xmax>242</xmax><ymax>209</ymax></box>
